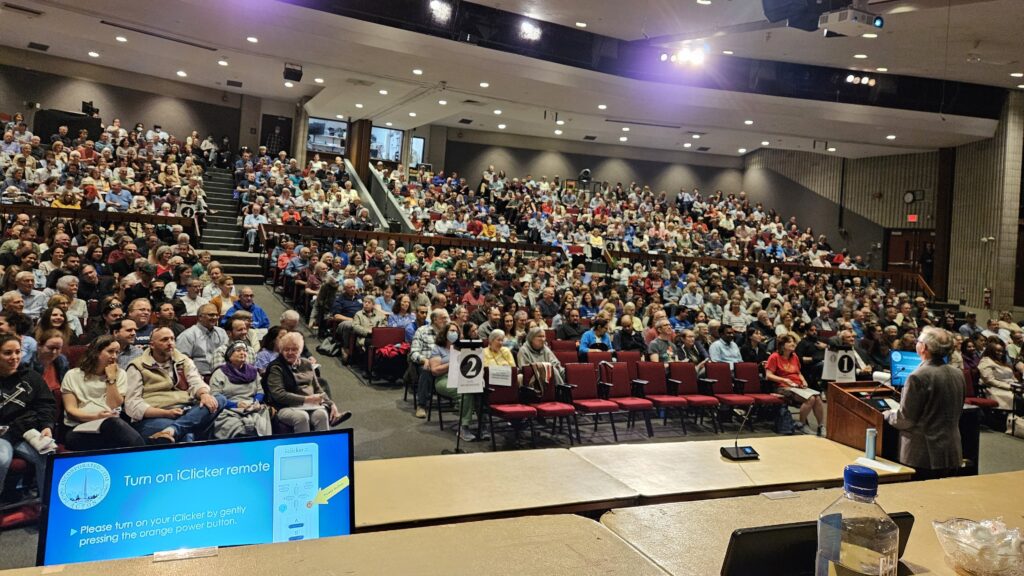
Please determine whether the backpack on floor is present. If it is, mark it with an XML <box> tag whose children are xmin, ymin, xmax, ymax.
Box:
<box><xmin>774</xmin><ymin>406</ymin><xmax>797</xmax><ymax>435</ymax></box>
<box><xmin>316</xmin><ymin>336</ymin><xmax>341</xmax><ymax>357</ymax></box>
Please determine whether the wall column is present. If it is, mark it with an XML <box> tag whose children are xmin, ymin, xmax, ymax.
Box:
<box><xmin>932</xmin><ymin>147</ymin><xmax>955</xmax><ymax>300</ymax></box>
<box><xmin>348</xmin><ymin>119</ymin><xmax>373</xmax><ymax>183</ymax></box>
<box><xmin>949</xmin><ymin>91</ymin><xmax>1024</xmax><ymax>310</ymax></box>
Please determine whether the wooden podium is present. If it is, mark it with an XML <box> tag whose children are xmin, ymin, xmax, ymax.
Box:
<box><xmin>826</xmin><ymin>382</ymin><xmax>900</xmax><ymax>461</ymax></box>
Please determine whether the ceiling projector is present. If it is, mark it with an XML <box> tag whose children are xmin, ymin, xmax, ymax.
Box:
<box><xmin>819</xmin><ymin>6</ymin><xmax>884</xmax><ymax>36</ymax></box>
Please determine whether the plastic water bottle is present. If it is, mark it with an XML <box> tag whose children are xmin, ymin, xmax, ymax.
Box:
<box><xmin>815</xmin><ymin>465</ymin><xmax>899</xmax><ymax>576</ymax></box>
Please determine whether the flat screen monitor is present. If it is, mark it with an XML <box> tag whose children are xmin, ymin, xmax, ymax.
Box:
<box><xmin>889</xmin><ymin>350</ymin><xmax>922</xmax><ymax>388</ymax></box>
<box><xmin>307</xmin><ymin>117</ymin><xmax>348</xmax><ymax>155</ymax></box>
<box><xmin>370</xmin><ymin>126</ymin><xmax>403</xmax><ymax>162</ymax></box>
<box><xmin>38</xmin><ymin>430</ymin><xmax>353</xmax><ymax>566</ymax></box>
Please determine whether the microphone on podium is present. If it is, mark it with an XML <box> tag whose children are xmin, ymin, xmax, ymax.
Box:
<box><xmin>720</xmin><ymin>406</ymin><xmax>759</xmax><ymax>461</ymax></box>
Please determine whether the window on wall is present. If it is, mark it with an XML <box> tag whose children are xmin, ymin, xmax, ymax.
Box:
<box><xmin>410</xmin><ymin>136</ymin><xmax>425</xmax><ymax>166</ymax></box>
<box><xmin>307</xmin><ymin>117</ymin><xmax>348</xmax><ymax>155</ymax></box>
<box><xmin>370</xmin><ymin>126</ymin><xmax>403</xmax><ymax>162</ymax></box>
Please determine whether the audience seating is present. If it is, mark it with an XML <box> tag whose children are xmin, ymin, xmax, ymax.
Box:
<box><xmin>366</xmin><ymin>327</ymin><xmax>407</xmax><ymax>383</ymax></box>
<box><xmin>521</xmin><ymin>365</ymin><xmax>579</xmax><ymax>445</ymax></box>
<box><xmin>565</xmin><ymin>363</ymin><xmax>619</xmax><ymax>442</ymax></box>
<box><xmin>668</xmin><ymin>362</ymin><xmax>721</xmax><ymax>433</ymax></box>
<box><xmin>599</xmin><ymin>362</ymin><xmax>655</xmax><ymax>437</ymax></box>
<box><xmin>483</xmin><ymin>367</ymin><xmax>537</xmax><ymax>450</ymax></box>
<box><xmin>702</xmin><ymin>362</ymin><xmax>755</xmax><ymax>428</ymax></box>
<box><xmin>634</xmin><ymin>361</ymin><xmax>689</xmax><ymax>434</ymax></box>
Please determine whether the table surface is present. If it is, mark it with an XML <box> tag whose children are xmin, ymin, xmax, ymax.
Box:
<box><xmin>5</xmin><ymin>515</ymin><xmax>668</xmax><ymax>576</ymax></box>
<box><xmin>354</xmin><ymin>448</ymin><xmax>638</xmax><ymax>528</ymax></box>
<box><xmin>602</xmin><ymin>470</ymin><xmax>1024</xmax><ymax>576</ymax></box>
<box><xmin>571</xmin><ymin>435</ymin><xmax>914</xmax><ymax>501</ymax></box>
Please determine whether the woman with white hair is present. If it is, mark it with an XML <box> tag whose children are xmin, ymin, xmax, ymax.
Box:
<box><xmin>483</xmin><ymin>329</ymin><xmax>515</xmax><ymax>368</ymax></box>
<box><xmin>884</xmin><ymin>327</ymin><xmax>965</xmax><ymax>480</ymax></box>
<box><xmin>265</xmin><ymin>332</ymin><xmax>350</xmax><ymax>432</ymax></box>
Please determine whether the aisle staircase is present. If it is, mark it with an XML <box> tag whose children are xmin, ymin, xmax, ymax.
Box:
<box><xmin>201</xmin><ymin>168</ymin><xmax>263</xmax><ymax>285</ymax></box>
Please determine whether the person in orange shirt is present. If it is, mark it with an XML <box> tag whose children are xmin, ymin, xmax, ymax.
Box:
<box><xmin>276</xmin><ymin>241</ymin><xmax>296</xmax><ymax>272</ymax></box>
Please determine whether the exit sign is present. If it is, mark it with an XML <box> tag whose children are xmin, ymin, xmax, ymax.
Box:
<box><xmin>907</xmin><ymin>214</ymin><xmax>919</xmax><ymax>223</ymax></box>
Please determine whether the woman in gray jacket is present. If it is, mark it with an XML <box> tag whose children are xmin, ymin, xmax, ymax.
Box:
<box><xmin>885</xmin><ymin>326</ymin><xmax>965</xmax><ymax>480</ymax></box>
<box><xmin>209</xmin><ymin>341</ymin><xmax>271</xmax><ymax>439</ymax></box>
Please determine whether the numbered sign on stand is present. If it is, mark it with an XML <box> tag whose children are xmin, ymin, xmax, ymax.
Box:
<box><xmin>449</xmin><ymin>348</ymin><xmax>485</xmax><ymax>393</ymax></box>
<box><xmin>822</xmin><ymin>349</ymin><xmax>857</xmax><ymax>381</ymax></box>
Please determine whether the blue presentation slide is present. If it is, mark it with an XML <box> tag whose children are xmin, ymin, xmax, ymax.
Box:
<box><xmin>889</xmin><ymin>350</ymin><xmax>922</xmax><ymax>387</ymax></box>
<box><xmin>40</xmin><ymin>430</ymin><xmax>353</xmax><ymax>566</ymax></box>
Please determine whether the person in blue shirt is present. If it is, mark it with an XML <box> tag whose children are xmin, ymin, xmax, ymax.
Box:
<box><xmin>402</xmin><ymin>304</ymin><xmax>429</xmax><ymax>343</ymax></box>
<box><xmin>104</xmin><ymin>181</ymin><xmax>132</xmax><ymax>211</ymax></box>
<box><xmin>708</xmin><ymin>326</ymin><xmax>744</xmax><ymax>368</ymax></box>
<box><xmin>283</xmin><ymin>247</ymin><xmax>310</xmax><ymax>278</ymax></box>
<box><xmin>220</xmin><ymin>287</ymin><xmax>270</xmax><ymax>329</ymax></box>
<box><xmin>578</xmin><ymin>292</ymin><xmax>600</xmax><ymax>319</ymax></box>
<box><xmin>579</xmin><ymin>318</ymin><xmax>612</xmax><ymax>358</ymax></box>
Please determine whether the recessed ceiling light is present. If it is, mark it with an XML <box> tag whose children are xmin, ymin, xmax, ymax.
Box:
<box><xmin>744</xmin><ymin>119</ymin><xmax>754</xmax><ymax>125</ymax></box>
<box><xmin>862</xmin><ymin>33</ymin><xmax>878</xmax><ymax>38</ymax></box>
<box><xmin>87</xmin><ymin>51</ymin><xmax>100</xmax><ymax>58</ymax></box>
<box><xmin>696</xmin><ymin>0</ymin><xmax>712</xmax><ymax>5</ymax></box>
<box><xmin>379</xmin><ymin>89</ymin><xmax>389</xmax><ymax>95</ymax></box>
<box><xmin>412</xmin><ymin>68</ymin><xmax>424</xmax><ymax>75</ymax></box>
<box><xmin>246</xmin><ymin>36</ymin><xmax>258</xmax><ymax>43</ymax></box>
<box><xmin>575</xmin><ymin>22</ymin><xmax>587</xmax><ymax>28</ymax></box>
<box><xmin>176</xmin><ymin>70</ymin><xmax>187</xmax><ymax>77</ymax></box>
<box><xmin>497</xmin><ymin>124</ymin><xmax>506</xmax><ymax>129</ymax></box>
<box><xmin>115</xmin><ymin>36</ymin><xmax>127</xmax><ymax>43</ymax></box>
<box><xmin>827</xmin><ymin>147</ymin><xmax>837</xmax><ymax>152</ymax></box>
<box><xmin>479</xmin><ymin>81</ymin><xmax>490</xmax><ymax>88</ymax></box>
<box><xmin>619</xmin><ymin>136</ymin><xmax>628</xmax><ymax>142</ymax></box>
<box><xmin>761</xmin><ymin>141</ymin><xmax>770</xmax><ymax>146</ymax></box>
<box><xmin>355</xmin><ymin>103</ymin><xmax>364</xmax><ymax>108</ymax></box>
<box><xmin>218</xmin><ymin>59</ymin><xmax>229</xmax><ymax>66</ymax></box>
<box><xmin>886</xmin><ymin>134</ymin><xmax>896</xmax><ymax>140</ymax></box>
<box><xmin>314</xmin><ymin>77</ymin><xmax>324</xmax><ymax>83</ymax></box>
<box><xmin>493</xmin><ymin>109</ymin><xmax>502</xmax><ymax>115</ymax></box>
<box><xmin>854</xmin><ymin>54</ymin><xmax>868</xmax><ymax>59</ymax></box>
<box><xmin>335</xmin><ymin>115</ymin><xmax>345</xmax><ymax>119</ymax></box>
<box><xmin>1018</xmin><ymin>84</ymin><xmax>1024</xmax><ymax>89</ymax></box>
<box><xmin>622</xmin><ymin>127</ymin><xmax>630</xmax><ymax>132</ymax></box>
<box><xmin>876</xmin><ymin>67</ymin><xmax>888</xmax><ymax>72</ymax></box>
<box><xmin>556</xmin><ymin>119</ymin><xmax>565</xmax><ymax>126</ymax></box>
<box><xmin>408</xmin><ymin>112</ymin><xmax>417</xmax><ymax>117</ymax></box>
<box><xmin>284</xmin><ymin>81</ymin><xmax>294</xmax><ymax>88</ymax></box>
<box><xmin>722</xmin><ymin>50</ymin><xmax>734</xmax><ymax>55</ymax></box>
<box><xmin>738</xmin><ymin>148</ymin><xmax>747</xmax><ymax>154</ymax></box>
<box><xmin>692</xmin><ymin>134</ymin><xmax>701</xmax><ymax>139</ymax></box>
<box><xmin>1012</xmin><ymin>72</ymin><xmax>1024</xmax><ymax>78</ymax></box>
<box><xmin>385</xmin><ymin>122</ymin><xmax>393</xmax><ymax>126</ymax></box>
<box><xmin>683</xmin><ymin>143</ymin><xmax>692</xmax><ymax>148</ymax></box>
<box><xmin>554</xmin><ymin>129</ymin><xmax>563</xmax><ymax>135</ymax></box>
<box><xmin>598</xmin><ymin>104</ymin><xmax>607</xmax><ymax>110</ymax></box>
<box><xmin>438</xmin><ymin>100</ymin><xmax>448</xmax><ymax>105</ymax></box>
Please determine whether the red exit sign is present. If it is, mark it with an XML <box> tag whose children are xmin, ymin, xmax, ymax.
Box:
<box><xmin>907</xmin><ymin>214</ymin><xmax>919</xmax><ymax>223</ymax></box>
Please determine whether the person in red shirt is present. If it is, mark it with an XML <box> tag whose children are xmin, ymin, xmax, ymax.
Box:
<box><xmin>281</xmin><ymin>208</ymin><xmax>302</xmax><ymax>223</ymax></box>
<box><xmin>765</xmin><ymin>334</ymin><xmax>824</xmax><ymax>434</ymax></box>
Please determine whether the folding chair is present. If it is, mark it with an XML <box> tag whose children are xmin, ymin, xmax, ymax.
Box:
<box><xmin>635</xmin><ymin>361</ymin><xmax>688</xmax><ymax>434</ymax></box>
<box><xmin>366</xmin><ymin>327</ymin><xmax>407</xmax><ymax>383</ymax></box>
<box><xmin>522</xmin><ymin>365</ymin><xmax>578</xmax><ymax>445</ymax></box>
<box><xmin>484</xmin><ymin>367</ymin><xmax>537</xmax><ymax>450</ymax></box>
<box><xmin>599</xmin><ymin>362</ymin><xmax>656</xmax><ymax>437</ymax></box>
<box><xmin>668</xmin><ymin>362</ymin><xmax>721</xmax><ymax>433</ymax></box>
<box><xmin>566</xmin><ymin>363</ymin><xmax>619</xmax><ymax>442</ymax></box>
<box><xmin>703</xmin><ymin>362</ymin><xmax>755</xmax><ymax>430</ymax></box>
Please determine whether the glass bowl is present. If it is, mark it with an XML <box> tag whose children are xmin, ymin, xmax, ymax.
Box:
<box><xmin>933</xmin><ymin>518</ymin><xmax>1023</xmax><ymax>576</ymax></box>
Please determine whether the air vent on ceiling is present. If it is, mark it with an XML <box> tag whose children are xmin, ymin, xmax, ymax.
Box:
<box><xmin>226</xmin><ymin>80</ymin><xmax>243</xmax><ymax>88</ymax></box>
<box><xmin>457</xmin><ymin>118</ymin><xmax>473</xmax><ymax>125</ymax></box>
<box><xmin>346</xmin><ymin>78</ymin><xmax>374</xmax><ymax>87</ymax></box>
<box><xmin>605</xmin><ymin>118</ymin><xmax>681</xmax><ymax>130</ymax></box>
<box><xmin>26</xmin><ymin>42</ymin><xmax>49</xmax><ymax>52</ymax></box>
<box><xmin>583</xmin><ymin>135</ymin><xmax>597</xmax><ymax>141</ymax></box>
<box><xmin>697</xmin><ymin>146</ymin><xmax>711</xmax><ymax>152</ymax></box>
<box><xmin>100</xmin><ymin>20</ymin><xmax>217</xmax><ymax>51</ymax></box>
<box><xmin>461</xmin><ymin>99</ymin><xmax>485</xmax><ymax>106</ymax></box>
<box><xmin>3</xmin><ymin>3</ymin><xmax>43</xmax><ymax>17</ymax></box>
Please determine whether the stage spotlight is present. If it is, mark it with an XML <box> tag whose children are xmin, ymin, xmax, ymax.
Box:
<box><xmin>660</xmin><ymin>53</ymin><xmax>669</xmax><ymax>62</ymax></box>
<box><xmin>846</xmin><ymin>74</ymin><xmax>856</xmax><ymax>83</ymax></box>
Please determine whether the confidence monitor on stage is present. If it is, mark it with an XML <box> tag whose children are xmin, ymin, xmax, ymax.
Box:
<box><xmin>889</xmin><ymin>350</ymin><xmax>922</xmax><ymax>388</ymax></box>
<box><xmin>38</xmin><ymin>429</ymin><xmax>354</xmax><ymax>566</ymax></box>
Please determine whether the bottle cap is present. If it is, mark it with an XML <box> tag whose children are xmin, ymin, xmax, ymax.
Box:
<box><xmin>843</xmin><ymin>465</ymin><xmax>878</xmax><ymax>497</ymax></box>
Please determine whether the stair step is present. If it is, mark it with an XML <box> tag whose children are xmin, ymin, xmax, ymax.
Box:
<box><xmin>208</xmin><ymin>250</ymin><xmax>262</xmax><ymax>265</ymax></box>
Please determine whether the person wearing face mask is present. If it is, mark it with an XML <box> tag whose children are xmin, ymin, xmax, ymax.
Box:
<box><xmin>428</xmin><ymin>323</ymin><xmax>485</xmax><ymax>442</ymax></box>
<box><xmin>613</xmin><ymin>314</ymin><xmax>646</xmax><ymax>352</ymax></box>
<box><xmin>461</xmin><ymin>282</ymin><xmax>485</xmax><ymax>308</ymax></box>
<box><xmin>708</xmin><ymin>325</ymin><xmax>744</xmax><ymax>369</ymax></box>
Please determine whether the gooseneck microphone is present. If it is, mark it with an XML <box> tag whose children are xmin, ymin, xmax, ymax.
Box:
<box><xmin>721</xmin><ymin>405</ymin><xmax>759</xmax><ymax>461</ymax></box>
